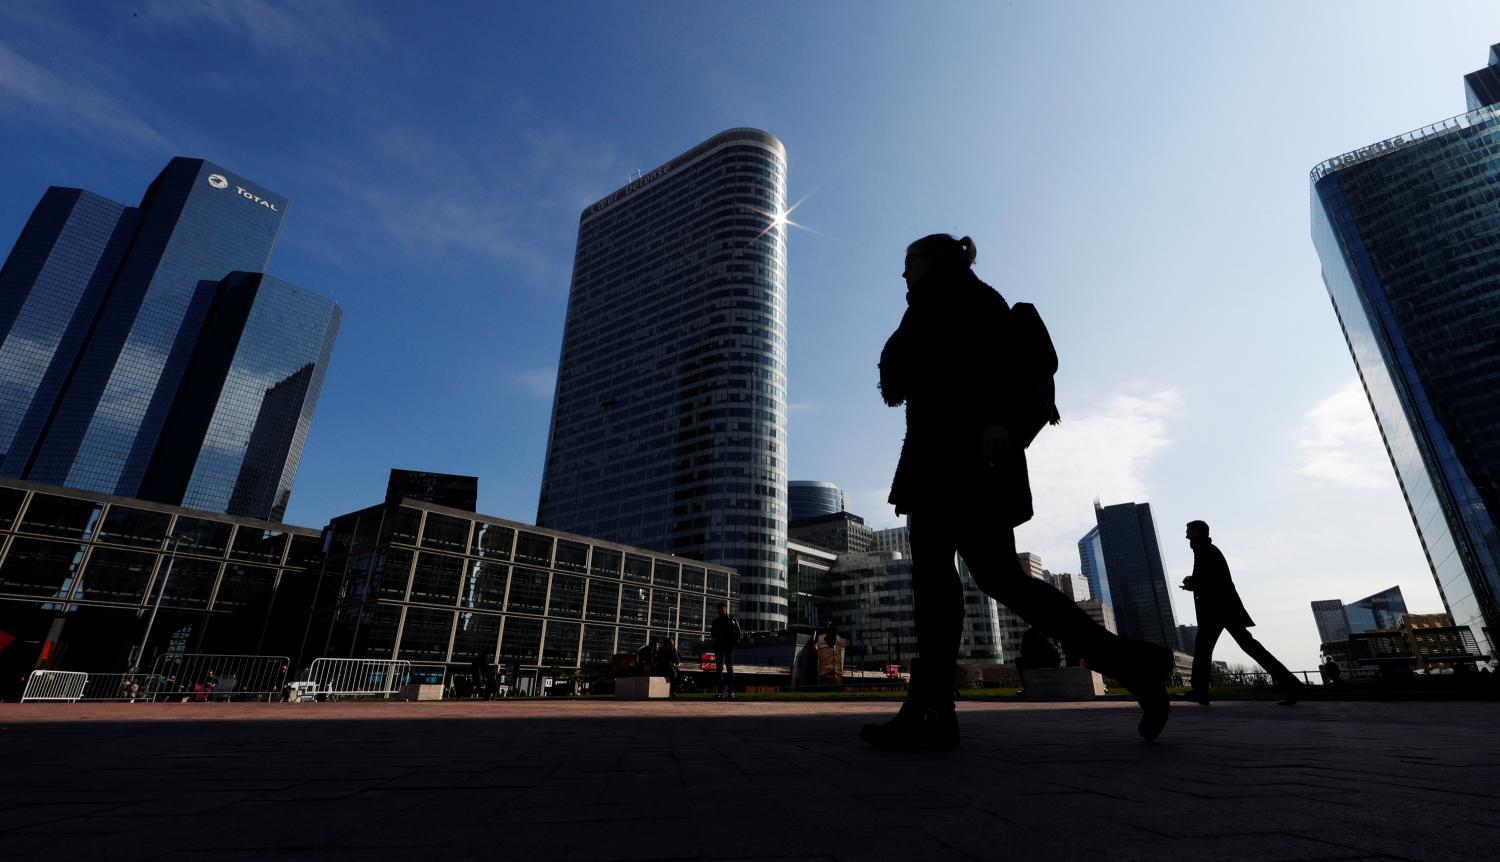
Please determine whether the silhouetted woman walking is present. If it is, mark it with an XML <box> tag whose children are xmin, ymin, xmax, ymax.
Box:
<box><xmin>862</xmin><ymin>233</ymin><xmax>1173</xmax><ymax>749</ymax></box>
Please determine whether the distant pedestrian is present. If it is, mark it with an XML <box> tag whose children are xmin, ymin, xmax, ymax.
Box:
<box><xmin>655</xmin><ymin>638</ymin><xmax>681</xmax><ymax>698</ymax></box>
<box><xmin>1179</xmin><ymin>520</ymin><xmax>1307</xmax><ymax>706</ymax></box>
<box><xmin>710</xmin><ymin>603</ymin><xmax>741</xmax><ymax>699</ymax></box>
<box><xmin>864</xmin><ymin>232</ymin><xmax>1173</xmax><ymax>750</ymax></box>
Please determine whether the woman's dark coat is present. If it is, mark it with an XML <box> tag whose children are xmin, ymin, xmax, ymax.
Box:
<box><xmin>1188</xmin><ymin>538</ymin><xmax>1255</xmax><ymax>628</ymax></box>
<box><xmin>879</xmin><ymin>268</ymin><xmax>1033</xmax><ymax>525</ymax></box>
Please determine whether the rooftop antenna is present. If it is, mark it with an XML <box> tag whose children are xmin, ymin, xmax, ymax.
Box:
<box><xmin>627</xmin><ymin>168</ymin><xmax>642</xmax><ymax>182</ymax></box>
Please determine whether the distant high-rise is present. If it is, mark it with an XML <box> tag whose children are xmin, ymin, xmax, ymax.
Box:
<box><xmin>788</xmin><ymin>480</ymin><xmax>847</xmax><ymax>522</ymax></box>
<box><xmin>1347</xmin><ymin>585</ymin><xmax>1408</xmax><ymax>634</ymax></box>
<box><xmin>1078</xmin><ymin>525</ymin><xmax>1113</xmax><ymax>618</ymax></box>
<box><xmin>537</xmin><ymin>129</ymin><xmax>789</xmax><ymax>630</ymax></box>
<box><xmin>0</xmin><ymin>158</ymin><xmax>338</xmax><ymax>521</ymax></box>
<box><xmin>1310</xmin><ymin>45</ymin><xmax>1500</xmax><ymax>656</ymax></box>
<box><xmin>1093</xmin><ymin>501</ymin><xmax>1179</xmax><ymax>651</ymax></box>
<box><xmin>1176</xmin><ymin>624</ymin><xmax>1199</xmax><ymax>656</ymax></box>
<box><xmin>870</xmin><ymin>525</ymin><xmax>911</xmax><ymax>557</ymax></box>
<box><xmin>1310</xmin><ymin>599</ymin><xmax>1352</xmax><ymax>646</ymax></box>
<box><xmin>1044</xmin><ymin>570</ymin><xmax>1090</xmax><ymax>602</ymax></box>
<box><xmin>788</xmin><ymin>511</ymin><xmax>873</xmax><ymax>555</ymax></box>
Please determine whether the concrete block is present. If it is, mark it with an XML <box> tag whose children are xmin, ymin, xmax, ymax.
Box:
<box><xmin>400</xmin><ymin>683</ymin><xmax>445</xmax><ymax>702</ymax></box>
<box><xmin>614</xmin><ymin>677</ymin><xmax>670</xmax><ymax>700</ymax></box>
<box><xmin>1021</xmin><ymin>667</ymin><xmax>1106</xmax><ymax>701</ymax></box>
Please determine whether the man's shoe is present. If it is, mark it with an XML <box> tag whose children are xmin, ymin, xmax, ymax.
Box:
<box><xmin>859</xmin><ymin>703</ymin><xmax>960</xmax><ymax>750</ymax></box>
<box><xmin>1278</xmin><ymin>680</ymin><xmax>1308</xmax><ymax>706</ymax></box>
<box><xmin>1108</xmin><ymin>639</ymin><xmax>1173</xmax><ymax>742</ymax></box>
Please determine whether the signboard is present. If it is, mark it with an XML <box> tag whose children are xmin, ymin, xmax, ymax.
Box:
<box><xmin>700</xmin><ymin>651</ymin><xmax>717</xmax><ymax>672</ymax></box>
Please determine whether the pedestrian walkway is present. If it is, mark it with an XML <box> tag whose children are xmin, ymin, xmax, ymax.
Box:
<box><xmin>1</xmin><ymin>699</ymin><xmax>1496</xmax><ymax>860</ymax></box>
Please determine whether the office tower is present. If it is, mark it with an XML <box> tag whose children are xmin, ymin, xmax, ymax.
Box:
<box><xmin>788</xmin><ymin>511</ymin><xmax>873</xmax><ymax>554</ymax></box>
<box><xmin>1311</xmin><ymin>599</ymin><xmax>1352</xmax><ymax>645</ymax></box>
<box><xmin>384</xmin><ymin>469</ymin><xmax>480</xmax><ymax>511</ymax></box>
<box><xmin>788</xmin><ymin>480</ymin><xmax>847</xmax><ymax>522</ymax></box>
<box><xmin>537</xmin><ymin>129</ymin><xmax>790</xmax><ymax>629</ymax></box>
<box><xmin>871</xmin><ymin>525</ymin><xmax>911</xmax><ymax>557</ymax></box>
<box><xmin>1347</xmin><ymin>585</ymin><xmax>1408</xmax><ymax>634</ymax></box>
<box><xmin>1078</xmin><ymin>525</ymin><xmax>1114</xmax><ymax>617</ymax></box>
<box><xmin>1310</xmin><ymin>46</ymin><xmax>1500</xmax><ymax>655</ymax></box>
<box><xmin>991</xmin><ymin>552</ymin><xmax>1048</xmax><ymax>661</ymax></box>
<box><xmin>1177</xmin><ymin>624</ymin><xmax>1199</xmax><ymax>656</ymax></box>
<box><xmin>1093</xmin><ymin>501</ymin><xmax>1180</xmax><ymax>651</ymax></box>
<box><xmin>1044</xmin><ymin>570</ymin><xmax>1090</xmax><ymax>602</ymax></box>
<box><xmin>134</xmin><ymin>273</ymin><xmax>339</xmax><ymax>521</ymax></box>
<box><xmin>786</xmin><ymin>539</ymin><xmax>838</xmax><ymax>628</ymax></box>
<box><xmin>0</xmin><ymin>158</ymin><xmax>337</xmax><ymax>520</ymax></box>
<box><xmin>1078</xmin><ymin>599</ymin><xmax>1117</xmax><ymax>634</ymax></box>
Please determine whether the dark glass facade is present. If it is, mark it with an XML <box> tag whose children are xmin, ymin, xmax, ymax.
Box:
<box><xmin>1093</xmin><ymin>502</ymin><xmax>1178</xmax><ymax>651</ymax></box>
<box><xmin>537</xmin><ymin>129</ymin><xmax>790</xmax><ymax>630</ymax></box>
<box><xmin>0</xmin><ymin>158</ymin><xmax>339</xmax><ymax>521</ymax></box>
<box><xmin>137</xmin><ymin>273</ymin><xmax>340</xmax><ymax>521</ymax></box>
<box><xmin>307</xmin><ymin>498</ymin><xmax>736</xmax><ymax>685</ymax></box>
<box><xmin>1311</xmin><ymin>61</ymin><xmax>1500</xmax><ymax>656</ymax></box>
<box><xmin>788</xmin><ymin>480</ymin><xmax>846</xmax><ymax>522</ymax></box>
<box><xmin>0</xmin><ymin>476</ymin><xmax>322</xmax><ymax>699</ymax></box>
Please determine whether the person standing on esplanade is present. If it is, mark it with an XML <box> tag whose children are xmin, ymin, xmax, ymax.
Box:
<box><xmin>1180</xmin><ymin>520</ymin><xmax>1307</xmax><ymax>706</ymax></box>
<box><xmin>710</xmin><ymin>603</ymin><xmax>741</xmax><ymax>699</ymax></box>
<box><xmin>862</xmin><ymin>232</ymin><xmax>1174</xmax><ymax>749</ymax></box>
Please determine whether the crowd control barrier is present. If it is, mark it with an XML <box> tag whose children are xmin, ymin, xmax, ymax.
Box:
<box><xmin>148</xmin><ymin>653</ymin><xmax>290</xmax><ymax>702</ymax></box>
<box><xmin>79</xmin><ymin>672</ymin><xmax>168</xmax><ymax>702</ymax></box>
<box><xmin>21</xmin><ymin>670</ymin><xmax>88</xmax><ymax>702</ymax></box>
<box><xmin>303</xmin><ymin>658</ymin><xmax>411</xmax><ymax>699</ymax></box>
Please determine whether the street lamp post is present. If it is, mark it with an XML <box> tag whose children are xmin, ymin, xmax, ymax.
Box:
<box><xmin>129</xmin><ymin>533</ymin><xmax>185</xmax><ymax>672</ymax></box>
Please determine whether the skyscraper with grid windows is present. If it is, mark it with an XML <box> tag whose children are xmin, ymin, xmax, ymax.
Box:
<box><xmin>537</xmin><ymin>128</ymin><xmax>790</xmax><ymax>630</ymax></box>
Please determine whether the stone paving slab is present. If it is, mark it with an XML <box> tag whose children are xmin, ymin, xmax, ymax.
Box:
<box><xmin>1</xmin><ymin>699</ymin><xmax>1497</xmax><ymax>861</ymax></box>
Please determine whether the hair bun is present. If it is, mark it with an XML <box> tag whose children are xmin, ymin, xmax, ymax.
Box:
<box><xmin>958</xmin><ymin>235</ymin><xmax>977</xmax><ymax>265</ymax></box>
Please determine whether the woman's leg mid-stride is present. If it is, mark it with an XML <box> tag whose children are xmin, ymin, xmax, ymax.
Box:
<box><xmin>954</xmin><ymin>516</ymin><xmax>1174</xmax><ymax>742</ymax></box>
<box><xmin>860</xmin><ymin>511</ymin><xmax>964</xmax><ymax>749</ymax></box>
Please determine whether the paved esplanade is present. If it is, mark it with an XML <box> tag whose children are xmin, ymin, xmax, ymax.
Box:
<box><xmin>2</xmin><ymin>700</ymin><xmax>1495</xmax><ymax>860</ymax></box>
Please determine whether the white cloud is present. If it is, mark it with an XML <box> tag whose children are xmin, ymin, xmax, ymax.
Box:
<box><xmin>1295</xmin><ymin>379</ymin><xmax>1393</xmax><ymax>490</ymax></box>
<box><xmin>143</xmin><ymin>0</ymin><xmax>384</xmax><ymax>55</ymax></box>
<box><xmin>0</xmin><ymin>39</ymin><xmax>171</xmax><ymax>153</ymax></box>
<box><xmin>1015</xmin><ymin>388</ymin><xmax>1181</xmax><ymax>571</ymax></box>
<box><xmin>509</xmin><ymin>367</ymin><xmax>556</xmax><ymax>398</ymax></box>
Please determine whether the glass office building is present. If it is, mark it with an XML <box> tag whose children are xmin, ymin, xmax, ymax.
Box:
<box><xmin>0</xmin><ymin>158</ymin><xmax>339</xmax><ymax>522</ymax></box>
<box><xmin>1092</xmin><ymin>502</ymin><xmax>1179</xmax><ymax>651</ymax></box>
<box><xmin>137</xmin><ymin>273</ymin><xmax>340</xmax><ymax>522</ymax></box>
<box><xmin>308</xmin><ymin>497</ymin><xmax>736</xmax><ymax>692</ymax></box>
<box><xmin>0</xmin><ymin>476</ymin><xmax>323</xmax><ymax>699</ymax></box>
<box><xmin>537</xmin><ymin>128</ymin><xmax>790</xmax><ymax>630</ymax></box>
<box><xmin>789</xmin><ymin>481</ymin><xmax>847</xmax><ymax>522</ymax></box>
<box><xmin>1077</xmin><ymin>524</ymin><xmax>1114</xmax><ymax>619</ymax></box>
<box><xmin>1311</xmin><ymin>47</ymin><xmax>1500</xmax><ymax>656</ymax></box>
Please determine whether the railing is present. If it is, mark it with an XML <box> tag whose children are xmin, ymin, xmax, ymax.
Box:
<box><xmin>21</xmin><ymin>670</ymin><xmax>88</xmax><ymax>702</ymax></box>
<box><xmin>302</xmin><ymin>658</ymin><xmax>412</xmax><ymax>699</ymax></box>
<box><xmin>1309</xmin><ymin>103</ymin><xmax>1500</xmax><ymax>183</ymax></box>
<box><xmin>79</xmin><ymin>672</ymin><xmax>167</xmax><ymax>701</ymax></box>
<box><xmin>147</xmin><ymin>653</ymin><xmax>290</xmax><ymax>702</ymax></box>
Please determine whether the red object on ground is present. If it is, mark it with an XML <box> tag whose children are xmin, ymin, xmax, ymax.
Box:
<box><xmin>700</xmin><ymin>652</ymin><xmax>717</xmax><ymax>672</ymax></box>
<box><xmin>0</xmin><ymin>630</ymin><xmax>15</xmax><ymax>653</ymax></box>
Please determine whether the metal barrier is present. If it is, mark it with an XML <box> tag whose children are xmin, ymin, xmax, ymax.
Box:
<box><xmin>79</xmin><ymin>673</ymin><xmax>168</xmax><ymax>702</ymax></box>
<box><xmin>21</xmin><ymin>670</ymin><xmax>89</xmax><ymax>702</ymax></box>
<box><xmin>147</xmin><ymin>654</ymin><xmax>290</xmax><ymax>702</ymax></box>
<box><xmin>303</xmin><ymin>658</ymin><xmax>412</xmax><ymax>699</ymax></box>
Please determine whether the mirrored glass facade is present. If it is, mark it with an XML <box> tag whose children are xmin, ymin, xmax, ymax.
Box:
<box><xmin>0</xmin><ymin>476</ymin><xmax>322</xmax><ymax>696</ymax></box>
<box><xmin>308</xmin><ymin>498</ymin><xmax>736</xmax><ymax>677</ymax></box>
<box><xmin>1311</xmin><ymin>75</ymin><xmax>1500</xmax><ymax>657</ymax></box>
<box><xmin>788</xmin><ymin>480</ymin><xmax>847</xmax><ymax>522</ymax></box>
<box><xmin>1093</xmin><ymin>502</ymin><xmax>1179</xmax><ymax>651</ymax></box>
<box><xmin>537</xmin><ymin>128</ymin><xmax>789</xmax><ymax>630</ymax></box>
<box><xmin>0</xmin><ymin>158</ymin><xmax>338</xmax><ymax>522</ymax></box>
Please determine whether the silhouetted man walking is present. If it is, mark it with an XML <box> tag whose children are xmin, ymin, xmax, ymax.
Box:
<box><xmin>1180</xmin><ymin>520</ymin><xmax>1307</xmax><ymax>705</ymax></box>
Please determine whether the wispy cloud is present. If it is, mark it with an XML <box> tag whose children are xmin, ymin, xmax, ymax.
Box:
<box><xmin>509</xmin><ymin>367</ymin><xmax>557</xmax><ymax>398</ymax></box>
<box><xmin>143</xmin><ymin>0</ymin><xmax>384</xmax><ymax>55</ymax></box>
<box><xmin>0</xmin><ymin>39</ymin><xmax>171</xmax><ymax>153</ymax></box>
<box><xmin>1017</xmin><ymin>388</ymin><xmax>1182</xmax><ymax>570</ymax></box>
<box><xmin>1296</xmin><ymin>380</ymin><xmax>1393</xmax><ymax>490</ymax></box>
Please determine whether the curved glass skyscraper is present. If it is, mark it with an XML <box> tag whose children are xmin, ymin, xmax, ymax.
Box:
<box><xmin>538</xmin><ymin>129</ymin><xmax>790</xmax><ymax>630</ymax></box>
<box><xmin>788</xmin><ymin>480</ymin><xmax>847</xmax><ymax>522</ymax></box>
<box><xmin>1310</xmin><ymin>46</ymin><xmax>1500</xmax><ymax>657</ymax></box>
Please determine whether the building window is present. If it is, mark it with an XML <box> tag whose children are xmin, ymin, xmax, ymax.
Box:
<box><xmin>554</xmin><ymin>539</ymin><xmax>588</xmax><ymax>573</ymax></box>
<box><xmin>172</xmin><ymin>517</ymin><xmax>233</xmax><ymax>557</ymax></box>
<box><xmin>623</xmin><ymin>554</ymin><xmax>652</xmax><ymax>584</ymax></box>
<box><xmin>381</xmin><ymin>507</ymin><xmax>422</xmax><ymax>545</ymax></box>
<box><xmin>214</xmin><ymin>564</ymin><xmax>277</xmax><ymax>615</ymax></box>
<box><xmin>585</xmin><ymin>580</ymin><xmax>619</xmax><ymax>623</ymax></box>
<box><xmin>589</xmin><ymin>548</ymin><xmax>621</xmax><ymax>578</ymax></box>
<box><xmin>229</xmin><ymin>528</ymin><xmax>287</xmax><ymax>565</ymax></box>
<box><xmin>420</xmin><ymin>513</ymin><xmax>470</xmax><ymax>554</ymax></box>
<box><xmin>0</xmin><ymin>538</ymin><xmax>85</xmax><ymax>598</ymax></box>
<box><xmin>18</xmin><ymin>494</ymin><xmax>101</xmax><ymax>541</ymax></box>
<box><xmin>451</xmin><ymin>611</ymin><xmax>501</xmax><ymax>663</ymax></box>
<box><xmin>409</xmin><ymin>552</ymin><xmax>463</xmax><ymax>605</ymax></box>
<box><xmin>500</xmin><ymin>616</ymin><xmax>542</xmax><ymax>664</ymax></box>
<box><xmin>471</xmin><ymin>522</ymin><xmax>514</xmax><ymax>559</ymax></box>
<box><xmin>75</xmin><ymin>548</ymin><xmax>157</xmax><ymax>603</ymax></box>
<box><xmin>653</xmin><ymin>561</ymin><xmax>679</xmax><ymax>589</ymax></box>
<box><xmin>461</xmin><ymin>560</ymin><xmax>507</xmax><ymax>611</ymax></box>
<box><xmin>97</xmin><ymin>505</ymin><xmax>171</xmax><ymax>549</ymax></box>
<box><xmin>515</xmin><ymin>532</ymin><xmax>554</xmax><ymax>567</ymax></box>
<box><xmin>155</xmin><ymin>558</ymin><xmax>221</xmax><ymax>609</ymax></box>
<box><xmin>548</xmin><ymin>573</ymin><xmax>585</xmax><ymax>618</ymax></box>
<box><xmin>542</xmin><ymin>621</ymin><xmax>580</xmax><ymax>665</ymax></box>
<box><xmin>506</xmin><ymin>568</ymin><xmax>548</xmax><ymax>615</ymax></box>
<box><xmin>397</xmin><ymin>607</ymin><xmax>453</xmax><ymax>662</ymax></box>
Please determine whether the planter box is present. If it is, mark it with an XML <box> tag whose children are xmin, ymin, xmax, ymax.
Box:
<box><xmin>400</xmin><ymin>683</ymin><xmax>445</xmax><ymax>702</ymax></box>
<box><xmin>614</xmin><ymin>677</ymin><xmax>671</xmax><ymax>700</ymax></box>
<box><xmin>1021</xmin><ymin>667</ymin><xmax>1106</xmax><ymax>701</ymax></box>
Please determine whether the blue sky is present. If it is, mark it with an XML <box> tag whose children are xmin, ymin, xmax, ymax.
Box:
<box><xmin>3</xmin><ymin>1</ymin><xmax>1499</xmax><ymax>672</ymax></box>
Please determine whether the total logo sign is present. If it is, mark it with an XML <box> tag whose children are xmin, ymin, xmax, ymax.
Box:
<box><xmin>206</xmin><ymin>173</ymin><xmax>280</xmax><ymax>213</ymax></box>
